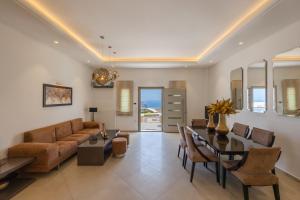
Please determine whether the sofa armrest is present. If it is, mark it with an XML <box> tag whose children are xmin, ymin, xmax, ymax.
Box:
<box><xmin>8</xmin><ymin>143</ymin><xmax>59</xmax><ymax>164</ymax></box>
<box><xmin>83</xmin><ymin>121</ymin><xmax>103</xmax><ymax>129</ymax></box>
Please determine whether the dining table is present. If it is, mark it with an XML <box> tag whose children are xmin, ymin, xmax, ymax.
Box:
<box><xmin>187</xmin><ymin>126</ymin><xmax>266</xmax><ymax>184</ymax></box>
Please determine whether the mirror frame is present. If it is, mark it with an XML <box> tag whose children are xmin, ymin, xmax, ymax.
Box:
<box><xmin>272</xmin><ymin>47</ymin><xmax>300</xmax><ymax>118</ymax></box>
<box><xmin>247</xmin><ymin>59</ymin><xmax>268</xmax><ymax>113</ymax></box>
<box><xmin>230</xmin><ymin>67</ymin><xmax>244</xmax><ymax>110</ymax></box>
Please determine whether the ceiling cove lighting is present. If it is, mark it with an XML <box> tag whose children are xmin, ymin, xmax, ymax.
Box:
<box><xmin>272</xmin><ymin>56</ymin><xmax>300</xmax><ymax>61</ymax></box>
<box><xmin>195</xmin><ymin>0</ymin><xmax>271</xmax><ymax>60</ymax></box>
<box><xmin>21</xmin><ymin>0</ymin><xmax>107</xmax><ymax>61</ymax></box>
<box><xmin>21</xmin><ymin>0</ymin><xmax>271</xmax><ymax>63</ymax></box>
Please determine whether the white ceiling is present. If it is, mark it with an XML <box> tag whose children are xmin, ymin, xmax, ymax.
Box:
<box><xmin>28</xmin><ymin>0</ymin><xmax>261</xmax><ymax>58</ymax></box>
<box><xmin>1</xmin><ymin>0</ymin><xmax>300</xmax><ymax>68</ymax></box>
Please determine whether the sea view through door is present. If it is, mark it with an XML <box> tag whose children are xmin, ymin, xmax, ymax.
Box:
<box><xmin>139</xmin><ymin>87</ymin><xmax>163</xmax><ymax>131</ymax></box>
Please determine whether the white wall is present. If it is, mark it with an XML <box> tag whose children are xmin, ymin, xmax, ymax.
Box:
<box><xmin>92</xmin><ymin>68</ymin><xmax>209</xmax><ymax>131</ymax></box>
<box><xmin>0</xmin><ymin>22</ymin><xmax>93</xmax><ymax>159</ymax></box>
<box><xmin>208</xmin><ymin>20</ymin><xmax>300</xmax><ymax>179</ymax></box>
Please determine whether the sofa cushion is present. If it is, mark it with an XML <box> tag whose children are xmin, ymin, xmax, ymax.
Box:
<box><xmin>24</xmin><ymin>126</ymin><xmax>56</xmax><ymax>143</ymax></box>
<box><xmin>76</xmin><ymin>128</ymin><xmax>99</xmax><ymax>136</ymax></box>
<box><xmin>56</xmin><ymin>141</ymin><xmax>77</xmax><ymax>161</ymax></box>
<box><xmin>58</xmin><ymin>133</ymin><xmax>89</xmax><ymax>144</ymax></box>
<box><xmin>55</xmin><ymin>121</ymin><xmax>73</xmax><ymax>140</ymax></box>
<box><xmin>71</xmin><ymin>118</ymin><xmax>84</xmax><ymax>133</ymax></box>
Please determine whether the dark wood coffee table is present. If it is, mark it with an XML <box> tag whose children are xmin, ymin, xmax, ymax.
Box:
<box><xmin>0</xmin><ymin>157</ymin><xmax>35</xmax><ymax>200</ymax></box>
<box><xmin>77</xmin><ymin>129</ymin><xmax>120</xmax><ymax>166</ymax></box>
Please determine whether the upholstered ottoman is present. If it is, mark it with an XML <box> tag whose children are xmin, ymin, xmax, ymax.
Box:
<box><xmin>116</xmin><ymin>132</ymin><xmax>130</xmax><ymax>145</ymax></box>
<box><xmin>112</xmin><ymin>138</ymin><xmax>127</xmax><ymax>158</ymax></box>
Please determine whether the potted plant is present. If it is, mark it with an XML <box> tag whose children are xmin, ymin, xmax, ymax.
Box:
<box><xmin>208</xmin><ymin>99</ymin><xmax>237</xmax><ymax>135</ymax></box>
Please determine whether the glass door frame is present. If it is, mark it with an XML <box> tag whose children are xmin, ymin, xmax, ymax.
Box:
<box><xmin>138</xmin><ymin>87</ymin><xmax>164</xmax><ymax>132</ymax></box>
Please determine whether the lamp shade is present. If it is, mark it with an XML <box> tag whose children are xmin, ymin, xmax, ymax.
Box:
<box><xmin>89</xmin><ymin>107</ymin><xmax>98</xmax><ymax>112</ymax></box>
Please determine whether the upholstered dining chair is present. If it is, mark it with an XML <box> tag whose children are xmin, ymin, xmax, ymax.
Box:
<box><xmin>191</xmin><ymin>119</ymin><xmax>207</xmax><ymax>128</ymax></box>
<box><xmin>184</xmin><ymin>128</ymin><xmax>219</xmax><ymax>183</ymax></box>
<box><xmin>249</xmin><ymin>127</ymin><xmax>275</xmax><ymax>147</ymax></box>
<box><xmin>177</xmin><ymin>123</ymin><xmax>187</xmax><ymax>166</ymax></box>
<box><xmin>232</xmin><ymin>123</ymin><xmax>250</xmax><ymax>138</ymax></box>
<box><xmin>221</xmin><ymin>147</ymin><xmax>281</xmax><ymax>200</ymax></box>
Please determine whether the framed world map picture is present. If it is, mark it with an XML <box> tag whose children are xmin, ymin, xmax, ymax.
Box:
<box><xmin>43</xmin><ymin>84</ymin><xmax>72</xmax><ymax>107</ymax></box>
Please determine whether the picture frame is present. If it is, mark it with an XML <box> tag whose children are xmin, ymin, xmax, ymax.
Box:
<box><xmin>43</xmin><ymin>84</ymin><xmax>72</xmax><ymax>107</ymax></box>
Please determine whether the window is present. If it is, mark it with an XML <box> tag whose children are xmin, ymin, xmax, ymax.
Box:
<box><xmin>116</xmin><ymin>81</ymin><xmax>133</xmax><ymax>116</ymax></box>
<box><xmin>248</xmin><ymin>87</ymin><xmax>266</xmax><ymax>113</ymax></box>
<box><xmin>287</xmin><ymin>87</ymin><xmax>297</xmax><ymax>111</ymax></box>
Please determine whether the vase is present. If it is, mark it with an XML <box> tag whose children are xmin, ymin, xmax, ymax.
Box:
<box><xmin>207</xmin><ymin>114</ymin><xmax>215</xmax><ymax>132</ymax></box>
<box><xmin>216</xmin><ymin>114</ymin><xmax>229</xmax><ymax>135</ymax></box>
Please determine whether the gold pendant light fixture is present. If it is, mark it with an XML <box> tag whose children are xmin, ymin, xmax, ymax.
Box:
<box><xmin>92</xmin><ymin>36</ymin><xmax>119</xmax><ymax>87</ymax></box>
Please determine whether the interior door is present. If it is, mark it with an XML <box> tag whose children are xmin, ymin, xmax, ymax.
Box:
<box><xmin>163</xmin><ymin>88</ymin><xmax>186</xmax><ymax>132</ymax></box>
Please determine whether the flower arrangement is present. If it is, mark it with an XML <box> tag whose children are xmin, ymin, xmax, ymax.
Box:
<box><xmin>207</xmin><ymin>99</ymin><xmax>237</xmax><ymax>135</ymax></box>
<box><xmin>208</xmin><ymin>98</ymin><xmax>237</xmax><ymax>115</ymax></box>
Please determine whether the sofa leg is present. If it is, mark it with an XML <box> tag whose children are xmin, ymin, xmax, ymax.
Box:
<box><xmin>273</xmin><ymin>184</ymin><xmax>280</xmax><ymax>200</ymax></box>
<box><xmin>184</xmin><ymin>154</ymin><xmax>188</xmax><ymax>169</ymax></box>
<box><xmin>272</xmin><ymin>168</ymin><xmax>276</xmax><ymax>175</ymax></box>
<box><xmin>190</xmin><ymin>162</ymin><xmax>195</xmax><ymax>183</ymax></box>
<box><xmin>242</xmin><ymin>184</ymin><xmax>249</xmax><ymax>200</ymax></box>
<box><xmin>55</xmin><ymin>163</ymin><xmax>60</xmax><ymax>170</ymax></box>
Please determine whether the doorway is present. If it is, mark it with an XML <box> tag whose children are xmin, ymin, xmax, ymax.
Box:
<box><xmin>138</xmin><ymin>87</ymin><xmax>163</xmax><ymax>132</ymax></box>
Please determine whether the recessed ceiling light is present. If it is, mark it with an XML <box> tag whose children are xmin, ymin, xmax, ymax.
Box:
<box><xmin>53</xmin><ymin>40</ymin><xmax>59</xmax><ymax>44</ymax></box>
<box><xmin>87</xmin><ymin>60</ymin><xmax>91</xmax><ymax>63</ymax></box>
<box><xmin>238</xmin><ymin>41</ymin><xmax>244</xmax><ymax>46</ymax></box>
<box><xmin>113</xmin><ymin>51</ymin><xmax>117</xmax><ymax>54</ymax></box>
<box><xmin>99</xmin><ymin>35</ymin><xmax>104</xmax><ymax>40</ymax></box>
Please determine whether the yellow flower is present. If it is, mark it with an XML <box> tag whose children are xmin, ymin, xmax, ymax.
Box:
<box><xmin>208</xmin><ymin>98</ymin><xmax>237</xmax><ymax>115</ymax></box>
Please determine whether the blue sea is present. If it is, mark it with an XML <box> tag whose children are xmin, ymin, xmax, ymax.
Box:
<box><xmin>142</xmin><ymin>100</ymin><xmax>161</xmax><ymax>109</ymax></box>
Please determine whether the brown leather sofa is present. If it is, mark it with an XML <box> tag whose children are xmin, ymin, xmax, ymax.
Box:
<box><xmin>7</xmin><ymin>118</ymin><xmax>104</xmax><ymax>173</ymax></box>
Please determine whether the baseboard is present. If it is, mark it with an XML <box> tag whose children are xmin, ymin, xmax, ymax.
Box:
<box><xmin>119</xmin><ymin>130</ymin><xmax>138</xmax><ymax>133</ymax></box>
<box><xmin>276</xmin><ymin>167</ymin><xmax>300</xmax><ymax>181</ymax></box>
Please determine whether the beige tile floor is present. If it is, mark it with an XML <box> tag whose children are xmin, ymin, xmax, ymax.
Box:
<box><xmin>13</xmin><ymin>132</ymin><xmax>300</xmax><ymax>200</ymax></box>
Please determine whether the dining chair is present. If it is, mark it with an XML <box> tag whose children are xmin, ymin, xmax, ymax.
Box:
<box><xmin>231</xmin><ymin>123</ymin><xmax>250</xmax><ymax>138</ymax></box>
<box><xmin>221</xmin><ymin>147</ymin><xmax>281</xmax><ymax>200</ymax></box>
<box><xmin>191</xmin><ymin>119</ymin><xmax>207</xmax><ymax>128</ymax></box>
<box><xmin>177</xmin><ymin>123</ymin><xmax>187</xmax><ymax>167</ymax></box>
<box><xmin>249</xmin><ymin>127</ymin><xmax>275</xmax><ymax>147</ymax></box>
<box><xmin>184</xmin><ymin>128</ymin><xmax>219</xmax><ymax>183</ymax></box>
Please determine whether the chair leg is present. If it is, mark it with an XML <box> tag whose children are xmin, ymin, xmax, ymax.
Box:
<box><xmin>242</xmin><ymin>184</ymin><xmax>249</xmax><ymax>200</ymax></box>
<box><xmin>272</xmin><ymin>168</ymin><xmax>276</xmax><ymax>175</ymax></box>
<box><xmin>273</xmin><ymin>184</ymin><xmax>280</xmax><ymax>200</ymax></box>
<box><xmin>190</xmin><ymin>162</ymin><xmax>195</xmax><ymax>183</ymax></box>
<box><xmin>184</xmin><ymin>154</ymin><xmax>188</xmax><ymax>169</ymax></box>
<box><xmin>177</xmin><ymin>145</ymin><xmax>181</xmax><ymax>157</ymax></box>
<box><xmin>222</xmin><ymin>167</ymin><xmax>227</xmax><ymax>188</ymax></box>
<box><xmin>215</xmin><ymin>162</ymin><xmax>220</xmax><ymax>183</ymax></box>
<box><xmin>182</xmin><ymin>149</ymin><xmax>186</xmax><ymax>167</ymax></box>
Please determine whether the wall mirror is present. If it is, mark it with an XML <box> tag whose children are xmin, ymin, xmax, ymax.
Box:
<box><xmin>273</xmin><ymin>47</ymin><xmax>300</xmax><ymax>117</ymax></box>
<box><xmin>247</xmin><ymin>60</ymin><xmax>267</xmax><ymax>113</ymax></box>
<box><xmin>230</xmin><ymin>68</ymin><xmax>243</xmax><ymax>110</ymax></box>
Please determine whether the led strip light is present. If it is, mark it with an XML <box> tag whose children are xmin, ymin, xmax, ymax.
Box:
<box><xmin>21</xmin><ymin>0</ymin><xmax>272</xmax><ymax>63</ymax></box>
